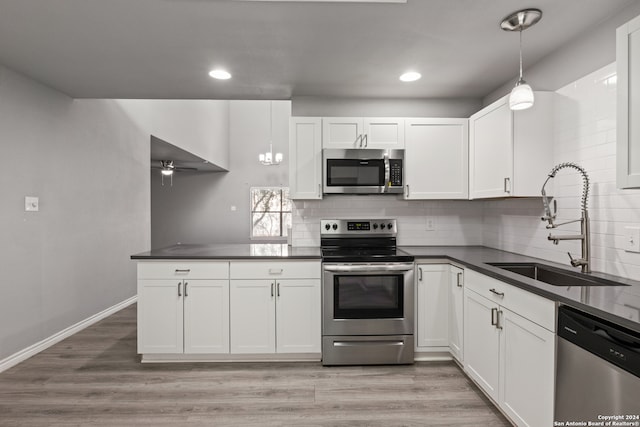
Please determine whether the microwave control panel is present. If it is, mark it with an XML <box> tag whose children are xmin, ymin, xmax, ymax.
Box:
<box><xmin>389</xmin><ymin>159</ymin><xmax>403</xmax><ymax>186</ymax></box>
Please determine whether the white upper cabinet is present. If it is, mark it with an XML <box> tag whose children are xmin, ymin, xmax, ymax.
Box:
<box><xmin>289</xmin><ymin>117</ymin><xmax>323</xmax><ymax>200</ymax></box>
<box><xmin>404</xmin><ymin>118</ymin><xmax>468</xmax><ymax>199</ymax></box>
<box><xmin>322</xmin><ymin>117</ymin><xmax>405</xmax><ymax>149</ymax></box>
<box><xmin>617</xmin><ymin>14</ymin><xmax>640</xmax><ymax>188</ymax></box>
<box><xmin>469</xmin><ymin>92</ymin><xmax>554</xmax><ymax>199</ymax></box>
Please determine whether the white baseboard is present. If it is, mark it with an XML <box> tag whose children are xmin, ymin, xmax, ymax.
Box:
<box><xmin>0</xmin><ymin>296</ymin><xmax>137</xmax><ymax>374</ymax></box>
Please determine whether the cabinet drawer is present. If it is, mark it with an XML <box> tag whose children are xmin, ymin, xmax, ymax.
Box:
<box><xmin>230</xmin><ymin>261</ymin><xmax>321</xmax><ymax>279</ymax></box>
<box><xmin>138</xmin><ymin>262</ymin><xmax>229</xmax><ymax>279</ymax></box>
<box><xmin>465</xmin><ymin>270</ymin><xmax>555</xmax><ymax>332</ymax></box>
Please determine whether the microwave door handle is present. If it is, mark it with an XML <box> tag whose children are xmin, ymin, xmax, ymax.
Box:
<box><xmin>382</xmin><ymin>153</ymin><xmax>390</xmax><ymax>193</ymax></box>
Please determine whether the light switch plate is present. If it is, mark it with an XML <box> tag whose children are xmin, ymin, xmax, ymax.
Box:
<box><xmin>25</xmin><ymin>196</ymin><xmax>39</xmax><ymax>212</ymax></box>
<box><xmin>624</xmin><ymin>226</ymin><xmax>640</xmax><ymax>253</ymax></box>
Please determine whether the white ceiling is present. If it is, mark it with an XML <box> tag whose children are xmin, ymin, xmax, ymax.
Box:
<box><xmin>0</xmin><ymin>0</ymin><xmax>635</xmax><ymax>100</ymax></box>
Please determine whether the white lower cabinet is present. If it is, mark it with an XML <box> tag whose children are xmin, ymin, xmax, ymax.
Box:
<box><xmin>464</xmin><ymin>288</ymin><xmax>501</xmax><ymax>401</ymax></box>
<box><xmin>499</xmin><ymin>307</ymin><xmax>555</xmax><ymax>427</ymax></box>
<box><xmin>138</xmin><ymin>278</ymin><xmax>229</xmax><ymax>354</ymax></box>
<box><xmin>229</xmin><ymin>261</ymin><xmax>321</xmax><ymax>355</ymax></box>
<box><xmin>415</xmin><ymin>264</ymin><xmax>449</xmax><ymax>350</ymax></box>
<box><xmin>463</xmin><ymin>270</ymin><xmax>555</xmax><ymax>427</ymax></box>
<box><xmin>229</xmin><ymin>279</ymin><xmax>321</xmax><ymax>354</ymax></box>
<box><xmin>448</xmin><ymin>265</ymin><xmax>464</xmax><ymax>362</ymax></box>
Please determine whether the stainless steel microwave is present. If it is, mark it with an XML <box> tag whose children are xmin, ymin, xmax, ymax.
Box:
<box><xmin>323</xmin><ymin>149</ymin><xmax>404</xmax><ymax>194</ymax></box>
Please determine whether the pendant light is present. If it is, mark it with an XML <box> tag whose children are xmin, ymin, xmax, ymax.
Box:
<box><xmin>501</xmin><ymin>9</ymin><xmax>542</xmax><ymax>111</ymax></box>
<box><xmin>259</xmin><ymin>101</ymin><xmax>283</xmax><ymax>166</ymax></box>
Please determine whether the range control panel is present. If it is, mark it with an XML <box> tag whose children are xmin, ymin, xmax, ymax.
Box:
<box><xmin>320</xmin><ymin>219</ymin><xmax>397</xmax><ymax>236</ymax></box>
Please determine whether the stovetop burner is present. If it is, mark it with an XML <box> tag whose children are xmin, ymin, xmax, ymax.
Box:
<box><xmin>320</xmin><ymin>219</ymin><xmax>414</xmax><ymax>263</ymax></box>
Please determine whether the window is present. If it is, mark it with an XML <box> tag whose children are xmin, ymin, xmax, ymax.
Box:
<box><xmin>250</xmin><ymin>187</ymin><xmax>292</xmax><ymax>239</ymax></box>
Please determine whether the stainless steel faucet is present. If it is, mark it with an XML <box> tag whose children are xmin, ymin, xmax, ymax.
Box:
<box><xmin>541</xmin><ymin>162</ymin><xmax>591</xmax><ymax>273</ymax></box>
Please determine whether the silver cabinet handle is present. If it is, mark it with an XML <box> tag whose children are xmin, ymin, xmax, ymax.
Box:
<box><xmin>418</xmin><ymin>267</ymin><xmax>423</xmax><ymax>281</ymax></box>
<box><xmin>405</xmin><ymin>185</ymin><xmax>410</xmax><ymax>198</ymax></box>
<box><xmin>268</xmin><ymin>268</ymin><xmax>283</xmax><ymax>275</ymax></box>
<box><xmin>175</xmin><ymin>269</ymin><xmax>190</xmax><ymax>273</ymax></box>
<box><xmin>355</xmin><ymin>134</ymin><xmax>363</xmax><ymax>147</ymax></box>
<box><xmin>318</xmin><ymin>183</ymin><xmax>322</xmax><ymax>197</ymax></box>
<box><xmin>457</xmin><ymin>272</ymin><xmax>463</xmax><ymax>287</ymax></box>
<box><xmin>497</xmin><ymin>310</ymin><xmax>503</xmax><ymax>330</ymax></box>
<box><xmin>489</xmin><ymin>288</ymin><xmax>505</xmax><ymax>297</ymax></box>
<box><xmin>184</xmin><ymin>282</ymin><xmax>188</xmax><ymax>297</ymax></box>
<box><xmin>504</xmin><ymin>177</ymin><xmax>511</xmax><ymax>193</ymax></box>
<box><xmin>363</xmin><ymin>134</ymin><xmax>368</xmax><ymax>147</ymax></box>
<box><xmin>491</xmin><ymin>307</ymin><xmax>498</xmax><ymax>326</ymax></box>
<box><xmin>277</xmin><ymin>282</ymin><xmax>280</xmax><ymax>297</ymax></box>
<box><xmin>271</xmin><ymin>282</ymin><xmax>274</xmax><ymax>297</ymax></box>
<box><xmin>178</xmin><ymin>282</ymin><xmax>182</xmax><ymax>297</ymax></box>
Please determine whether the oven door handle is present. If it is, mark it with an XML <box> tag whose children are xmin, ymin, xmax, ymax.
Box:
<box><xmin>323</xmin><ymin>264</ymin><xmax>414</xmax><ymax>273</ymax></box>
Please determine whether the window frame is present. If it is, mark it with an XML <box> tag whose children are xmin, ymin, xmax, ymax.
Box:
<box><xmin>249</xmin><ymin>186</ymin><xmax>291</xmax><ymax>241</ymax></box>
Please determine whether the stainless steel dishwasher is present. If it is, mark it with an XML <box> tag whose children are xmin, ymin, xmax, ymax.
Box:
<box><xmin>555</xmin><ymin>305</ymin><xmax>640</xmax><ymax>423</ymax></box>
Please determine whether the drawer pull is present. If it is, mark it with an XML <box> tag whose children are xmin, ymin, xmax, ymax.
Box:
<box><xmin>491</xmin><ymin>307</ymin><xmax>498</xmax><ymax>326</ymax></box>
<box><xmin>269</xmin><ymin>269</ymin><xmax>284</xmax><ymax>275</ymax></box>
<box><xmin>489</xmin><ymin>288</ymin><xmax>504</xmax><ymax>297</ymax></box>
<box><xmin>175</xmin><ymin>269</ymin><xmax>191</xmax><ymax>274</ymax></box>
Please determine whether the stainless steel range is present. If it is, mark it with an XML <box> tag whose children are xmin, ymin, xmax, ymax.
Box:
<box><xmin>321</xmin><ymin>219</ymin><xmax>415</xmax><ymax>366</ymax></box>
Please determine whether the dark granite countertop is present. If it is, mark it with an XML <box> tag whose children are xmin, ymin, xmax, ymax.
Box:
<box><xmin>131</xmin><ymin>243</ymin><xmax>322</xmax><ymax>260</ymax></box>
<box><xmin>401</xmin><ymin>246</ymin><xmax>640</xmax><ymax>333</ymax></box>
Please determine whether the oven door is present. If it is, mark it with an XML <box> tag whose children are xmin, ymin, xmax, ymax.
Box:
<box><xmin>322</xmin><ymin>263</ymin><xmax>414</xmax><ymax>336</ymax></box>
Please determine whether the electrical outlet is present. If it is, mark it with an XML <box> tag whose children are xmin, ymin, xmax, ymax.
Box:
<box><xmin>25</xmin><ymin>196</ymin><xmax>39</xmax><ymax>212</ymax></box>
<box><xmin>426</xmin><ymin>217</ymin><xmax>436</xmax><ymax>231</ymax></box>
<box><xmin>625</xmin><ymin>227</ymin><xmax>640</xmax><ymax>253</ymax></box>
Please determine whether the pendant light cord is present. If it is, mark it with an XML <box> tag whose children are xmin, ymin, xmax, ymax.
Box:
<box><xmin>518</xmin><ymin>28</ymin><xmax>523</xmax><ymax>80</ymax></box>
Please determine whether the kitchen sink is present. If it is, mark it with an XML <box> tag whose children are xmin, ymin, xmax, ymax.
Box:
<box><xmin>486</xmin><ymin>262</ymin><xmax>628</xmax><ymax>287</ymax></box>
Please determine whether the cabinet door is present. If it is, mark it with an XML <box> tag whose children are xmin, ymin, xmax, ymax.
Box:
<box><xmin>617</xmin><ymin>15</ymin><xmax>640</xmax><ymax>188</ymax></box>
<box><xmin>415</xmin><ymin>264</ymin><xmax>449</xmax><ymax>348</ymax></box>
<box><xmin>322</xmin><ymin>117</ymin><xmax>363</xmax><ymax>149</ymax></box>
<box><xmin>229</xmin><ymin>280</ymin><xmax>276</xmax><ymax>354</ymax></box>
<box><xmin>183</xmin><ymin>280</ymin><xmax>230</xmax><ymax>354</ymax></box>
<box><xmin>363</xmin><ymin>118</ymin><xmax>405</xmax><ymax>149</ymax></box>
<box><xmin>290</xmin><ymin>117</ymin><xmax>322</xmax><ymax>199</ymax></box>
<box><xmin>448</xmin><ymin>266</ymin><xmax>464</xmax><ymax>362</ymax></box>
<box><xmin>404</xmin><ymin>119</ymin><xmax>468</xmax><ymax>199</ymax></box>
<box><xmin>275</xmin><ymin>279</ymin><xmax>321</xmax><ymax>353</ymax></box>
<box><xmin>499</xmin><ymin>308</ymin><xmax>555</xmax><ymax>427</ymax></box>
<box><xmin>463</xmin><ymin>289</ymin><xmax>500</xmax><ymax>401</ymax></box>
<box><xmin>137</xmin><ymin>280</ymin><xmax>183</xmax><ymax>354</ymax></box>
<box><xmin>469</xmin><ymin>99</ymin><xmax>513</xmax><ymax>199</ymax></box>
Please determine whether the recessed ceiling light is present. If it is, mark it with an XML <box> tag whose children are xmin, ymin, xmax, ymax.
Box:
<box><xmin>399</xmin><ymin>72</ymin><xmax>421</xmax><ymax>82</ymax></box>
<box><xmin>209</xmin><ymin>69</ymin><xmax>232</xmax><ymax>80</ymax></box>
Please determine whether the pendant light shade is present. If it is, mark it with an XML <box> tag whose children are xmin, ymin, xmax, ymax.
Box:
<box><xmin>509</xmin><ymin>78</ymin><xmax>534</xmax><ymax>110</ymax></box>
<box><xmin>501</xmin><ymin>9</ymin><xmax>541</xmax><ymax>111</ymax></box>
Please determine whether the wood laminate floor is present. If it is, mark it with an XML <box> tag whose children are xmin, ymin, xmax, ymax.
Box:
<box><xmin>0</xmin><ymin>304</ymin><xmax>511</xmax><ymax>426</ymax></box>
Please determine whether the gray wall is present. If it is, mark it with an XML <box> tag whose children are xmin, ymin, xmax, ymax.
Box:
<box><xmin>0</xmin><ymin>65</ymin><xmax>150</xmax><ymax>361</ymax></box>
<box><xmin>292</xmin><ymin>96</ymin><xmax>481</xmax><ymax>118</ymax></box>
<box><xmin>151</xmin><ymin>100</ymin><xmax>290</xmax><ymax>248</ymax></box>
<box><xmin>484</xmin><ymin>1</ymin><xmax>640</xmax><ymax>105</ymax></box>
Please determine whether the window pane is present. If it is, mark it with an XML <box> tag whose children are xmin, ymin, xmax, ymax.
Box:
<box><xmin>282</xmin><ymin>213</ymin><xmax>292</xmax><ymax>236</ymax></box>
<box><xmin>252</xmin><ymin>212</ymin><xmax>282</xmax><ymax>237</ymax></box>
<box><xmin>281</xmin><ymin>188</ymin><xmax>292</xmax><ymax>212</ymax></box>
<box><xmin>251</xmin><ymin>189</ymin><xmax>282</xmax><ymax>212</ymax></box>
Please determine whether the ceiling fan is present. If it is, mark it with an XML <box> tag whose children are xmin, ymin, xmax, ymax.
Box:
<box><xmin>151</xmin><ymin>160</ymin><xmax>197</xmax><ymax>186</ymax></box>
